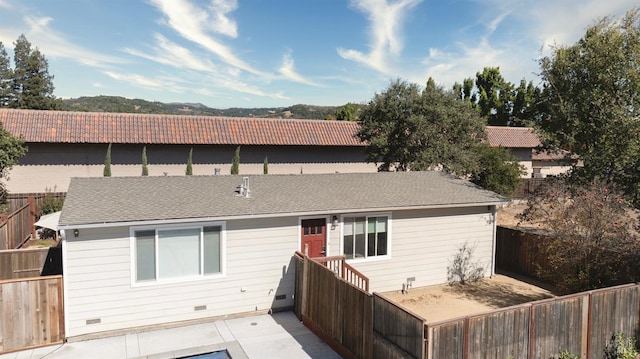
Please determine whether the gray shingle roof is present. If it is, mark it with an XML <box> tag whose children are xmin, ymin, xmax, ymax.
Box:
<box><xmin>59</xmin><ymin>172</ymin><xmax>508</xmax><ymax>227</ymax></box>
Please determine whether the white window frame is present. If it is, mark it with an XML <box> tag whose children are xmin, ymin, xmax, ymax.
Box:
<box><xmin>340</xmin><ymin>213</ymin><xmax>391</xmax><ymax>263</ymax></box>
<box><xmin>130</xmin><ymin>221</ymin><xmax>226</xmax><ymax>287</ymax></box>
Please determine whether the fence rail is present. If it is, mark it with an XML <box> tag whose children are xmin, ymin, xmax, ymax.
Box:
<box><xmin>313</xmin><ymin>255</ymin><xmax>370</xmax><ymax>292</ymax></box>
<box><xmin>0</xmin><ymin>275</ymin><xmax>65</xmax><ymax>354</ymax></box>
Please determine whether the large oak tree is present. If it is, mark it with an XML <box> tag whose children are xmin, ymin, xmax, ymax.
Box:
<box><xmin>537</xmin><ymin>9</ymin><xmax>640</xmax><ymax>206</ymax></box>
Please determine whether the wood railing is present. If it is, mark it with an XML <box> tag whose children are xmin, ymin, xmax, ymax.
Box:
<box><xmin>313</xmin><ymin>254</ymin><xmax>370</xmax><ymax>292</ymax></box>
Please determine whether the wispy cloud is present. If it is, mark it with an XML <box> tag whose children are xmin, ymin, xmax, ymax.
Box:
<box><xmin>278</xmin><ymin>50</ymin><xmax>320</xmax><ymax>86</ymax></box>
<box><xmin>0</xmin><ymin>0</ymin><xmax>11</xmax><ymax>9</ymax></box>
<box><xmin>337</xmin><ymin>0</ymin><xmax>422</xmax><ymax>74</ymax></box>
<box><xmin>124</xmin><ymin>33</ymin><xmax>217</xmax><ymax>73</ymax></box>
<box><xmin>4</xmin><ymin>15</ymin><xmax>126</xmax><ymax>68</ymax></box>
<box><xmin>418</xmin><ymin>1</ymin><xmax>638</xmax><ymax>89</ymax></box>
<box><xmin>148</xmin><ymin>0</ymin><xmax>265</xmax><ymax>76</ymax></box>
<box><xmin>103</xmin><ymin>71</ymin><xmax>185</xmax><ymax>92</ymax></box>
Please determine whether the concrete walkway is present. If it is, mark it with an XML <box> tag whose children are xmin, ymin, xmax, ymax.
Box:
<box><xmin>0</xmin><ymin>312</ymin><xmax>340</xmax><ymax>359</ymax></box>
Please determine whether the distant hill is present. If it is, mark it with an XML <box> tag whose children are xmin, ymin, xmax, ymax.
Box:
<box><xmin>61</xmin><ymin>96</ymin><xmax>341</xmax><ymax>120</ymax></box>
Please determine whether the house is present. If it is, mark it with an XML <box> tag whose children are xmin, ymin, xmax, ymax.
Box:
<box><xmin>486</xmin><ymin>126</ymin><xmax>571</xmax><ymax>178</ymax></box>
<box><xmin>57</xmin><ymin>171</ymin><xmax>507</xmax><ymax>339</ymax></box>
<box><xmin>0</xmin><ymin>109</ymin><xmax>569</xmax><ymax>194</ymax></box>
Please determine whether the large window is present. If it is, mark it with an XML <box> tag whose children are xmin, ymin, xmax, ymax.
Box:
<box><xmin>343</xmin><ymin>215</ymin><xmax>388</xmax><ymax>260</ymax></box>
<box><xmin>134</xmin><ymin>225</ymin><xmax>223</xmax><ymax>283</ymax></box>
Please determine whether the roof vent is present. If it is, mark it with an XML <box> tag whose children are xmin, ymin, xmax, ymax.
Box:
<box><xmin>236</xmin><ymin>177</ymin><xmax>250</xmax><ymax>197</ymax></box>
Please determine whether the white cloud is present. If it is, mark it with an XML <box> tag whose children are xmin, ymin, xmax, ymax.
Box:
<box><xmin>148</xmin><ymin>0</ymin><xmax>265</xmax><ymax>76</ymax></box>
<box><xmin>19</xmin><ymin>15</ymin><xmax>125</xmax><ymax>68</ymax></box>
<box><xmin>103</xmin><ymin>71</ymin><xmax>184</xmax><ymax>92</ymax></box>
<box><xmin>417</xmin><ymin>0</ymin><xmax>638</xmax><ymax>89</ymax></box>
<box><xmin>338</xmin><ymin>0</ymin><xmax>422</xmax><ymax>74</ymax></box>
<box><xmin>0</xmin><ymin>0</ymin><xmax>11</xmax><ymax>9</ymax></box>
<box><xmin>278</xmin><ymin>51</ymin><xmax>320</xmax><ymax>87</ymax></box>
<box><xmin>124</xmin><ymin>33</ymin><xmax>217</xmax><ymax>73</ymax></box>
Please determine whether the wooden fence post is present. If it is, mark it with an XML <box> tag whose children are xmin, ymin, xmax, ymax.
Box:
<box><xmin>28</xmin><ymin>196</ymin><xmax>36</xmax><ymax>239</ymax></box>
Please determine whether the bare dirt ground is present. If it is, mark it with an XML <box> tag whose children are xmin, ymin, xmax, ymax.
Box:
<box><xmin>496</xmin><ymin>200</ymin><xmax>544</xmax><ymax>231</ymax></box>
<box><xmin>380</xmin><ymin>202</ymin><xmax>556</xmax><ymax>324</ymax></box>
<box><xmin>381</xmin><ymin>274</ymin><xmax>555</xmax><ymax>323</ymax></box>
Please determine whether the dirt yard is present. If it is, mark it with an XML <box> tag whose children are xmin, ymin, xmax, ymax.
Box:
<box><xmin>381</xmin><ymin>274</ymin><xmax>555</xmax><ymax>323</ymax></box>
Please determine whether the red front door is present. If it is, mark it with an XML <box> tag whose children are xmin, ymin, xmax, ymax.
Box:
<box><xmin>301</xmin><ymin>218</ymin><xmax>326</xmax><ymax>258</ymax></box>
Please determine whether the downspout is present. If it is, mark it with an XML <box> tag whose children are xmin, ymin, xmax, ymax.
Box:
<box><xmin>491</xmin><ymin>205</ymin><xmax>497</xmax><ymax>277</ymax></box>
<box><xmin>60</xmin><ymin>229</ymin><xmax>70</xmax><ymax>341</ymax></box>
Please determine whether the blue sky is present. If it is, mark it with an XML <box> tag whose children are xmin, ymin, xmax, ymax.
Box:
<box><xmin>0</xmin><ymin>0</ymin><xmax>636</xmax><ymax>109</ymax></box>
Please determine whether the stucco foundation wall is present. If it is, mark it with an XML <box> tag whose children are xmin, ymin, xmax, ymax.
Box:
<box><xmin>347</xmin><ymin>206</ymin><xmax>496</xmax><ymax>293</ymax></box>
<box><xmin>63</xmin><ymin>217</ymin><xmax>300</xmax><ymax>338</ymax></box>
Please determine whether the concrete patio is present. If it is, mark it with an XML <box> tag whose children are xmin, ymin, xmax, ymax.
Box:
<box><xmin>0</xmin><ymin>312</ymin><xmax>340</xmax><ymax>359</ymax></box>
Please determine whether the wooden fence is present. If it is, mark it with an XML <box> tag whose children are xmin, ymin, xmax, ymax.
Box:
<box><xmin>295</xmin><ymin>253</ymin><xmax>373</xmax><ymax>359</ymax></box>
<box><xmin>294</xmin><ymin>252</ymin><xmax>427</xmax><ymax>359</ymax></box>
<box><xmin>0</xmin><ymin>275</ymin><xmax>65</xmax><ymax>354</ymax></box>
<box><xmin>0</xmin><ymin>247</ymin><xmax>51</xmax><ymax>280</ymax></box>
<box><xmin>425</xmin><ymin>283</ymin><xmax>640</xmax><ymax>358</ymax></box>
<box><xmin>495</xmin><ymin>226</ymin><xmax>549</xmax><ymax>279</ymax></box>
<box><xmin>0</xmin><ymin>203</ymin><xmax>32</xmax><ymax>250</ymax></box>
<box><xmin>294</xmin><ymin>249</ymin><xmax>640</xmax><ymax>358</ymax></box>
<box><xmin>0</xmin><ymin>192</ymin><xmax>66</xmax><ymax>250</ymax></box>
<box><xmin>373</xmin><ymin>294</ymin><xmax>426</xmax><ymax>359</ymax></box>
<box><xmin>512</xmin><ymin>178</ymin><xmax>546</xmax><ymax>199</ymax></box>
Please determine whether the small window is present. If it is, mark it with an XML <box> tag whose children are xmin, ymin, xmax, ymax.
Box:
<box><xmin>134</xmin><ymin>225</ymin><xmax>223</xmax><ymax>283</ymax></box>
<box><xmin>343</xmin><ymin>216</ymin><xmax>388</xmax><ymax>260</ymax></box>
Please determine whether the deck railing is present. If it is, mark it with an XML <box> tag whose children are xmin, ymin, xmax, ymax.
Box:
<box><xmin>313</xmin><ymin>254</ymin><xmax>370</xmax><ymax>292</ymax></box>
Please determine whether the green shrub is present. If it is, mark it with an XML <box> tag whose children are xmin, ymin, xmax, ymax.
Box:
<box><xmin>604</xmin><ymin>332</ymin><xmax>639</xmax><ymax>359</ymax></box>
<box><xmin>39</xmin><ymin>188</ymin><xmax>63</xmax><ymax>215</ymax></box>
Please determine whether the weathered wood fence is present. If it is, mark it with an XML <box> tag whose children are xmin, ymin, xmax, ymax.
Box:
<box><xmin>295</xmin><ymin>250</ymin><xmax>640</xmax><ymax>359</ymax></box>
<box><xmin>495</xmin><ymin>226</ymin><xmax>549</xmax><ymax>279</ymax></box>
<box><xmin>425</xmin><ymin>284</ymin><xmax>640</xmax><ymax>358</ymax></box>
<box><xmin>0</xmin><ymin>275</ymin><xmax>65</xmax><ymax>354</ymax></box>
<box><xmin>0</xmin><ymin>192</ymin><xmax>66</xmax><ymax>250</ymax></box>
<box><xmin>0</xmin><ymin>203</ymin><xmax>32</xmax><ymax>250</ymax></box>
<box><xmin>294</xmin><ymin>252</ymin><xmax>425</xmax><ymax>359</ymax></box>
<box><xmin>0</xmin><ymin>247</ymin><xmax>51</xmax><ymax>280</ymax></box>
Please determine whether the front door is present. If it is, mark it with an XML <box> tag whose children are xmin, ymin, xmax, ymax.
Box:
<box><xmin>301</xmin><ymin>218</ymin><xmax>326</xmax><ymax>258</ymax></box>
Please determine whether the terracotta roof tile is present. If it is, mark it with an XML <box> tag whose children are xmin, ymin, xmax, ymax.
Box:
<box><xmin>0</xmin><ymin>109</ymin><xmax>364</xmax><ymax>147</ymax></box>
<box><xmin>486</xmin><ymin>126</ymin><xmax>541</xmax><ymax>148</ymax></box>
<box><xmin>0</xmin><ymin>109</ymin><xmax>544</xmax><ymax>150</ymax></box>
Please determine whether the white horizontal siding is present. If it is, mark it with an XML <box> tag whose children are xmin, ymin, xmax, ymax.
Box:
<box><xmin>349</xmin><ymin>207</ymin><xmax>496</xmax><ymax>293</ymax></box>
<box><xmin>64</xmin><ymin>217</ymin><xmax>299</xmax><ymax>338</ymax></box>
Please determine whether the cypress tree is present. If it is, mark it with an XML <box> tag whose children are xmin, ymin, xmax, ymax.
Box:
<box><xmin>0</xmin><ymin>42</ymin><xmax>13</xmax><ymax>107</ymax></box>
<box><xmin>231</xmin><ymin>145</ymin><xmax>240</xmax><ymax>175</ymax></box>
<box><xmin>263</xmin><ymin>156</ymin><xmax>268</xmax><ymax>174</ymax></box>
<box><xmin>186</xmin><ymin>148</ymin><xmax>193</xmax><ymax>175</ymax></box>
<box><xmin>12</xmin><ymin>35</ymin><xmax>59</xmax><ymax>110</ymax></box>
<box><xmin>103</xmin><ymin>143</ymin><xmax>112</xmax><ymax>177</ymax></box>
<box><xmin>141</xmin><ymin>146</ymin><xmax>148</xmax><ymax>176</ymax></box>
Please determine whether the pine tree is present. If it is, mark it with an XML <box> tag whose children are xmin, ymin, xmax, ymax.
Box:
<box><xmin>12</xmin><ymin>35</ymin><xmax>59</xmax><ymax>110</ymax></box>
<box><xmin>0</xmin><ymin>42</ymin><xmax>13</xmax><ymax>107</ymax></box>
<box><xmin>263</xmin><ymin>156</ymin><xmax>268</xmax><ymax>174</ymax></box>
<box><xmin>103</xmin><ymin>143</ymin><xmax>112</xmax><ymax>177</ymax></box>
<box><xmin>186</xmin><ymin>148</ymin><xmax>193</xmax><ymax>175</ymax></box>
<box><xmin>141</xmin><ymin>146</ymin><xmax>148</xmax><ymax>176</ymax></box>
<box><xmin>230</xmin><ymin>145</ymin><xmax>240</xmax><ymax>175</ymax></box>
